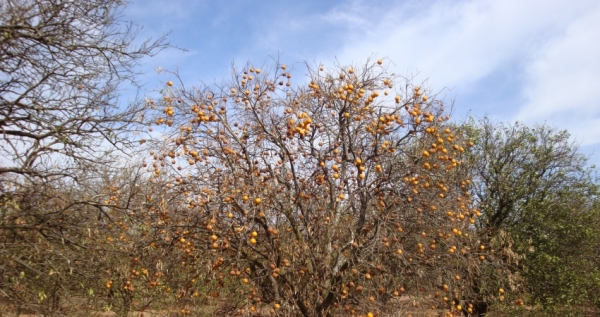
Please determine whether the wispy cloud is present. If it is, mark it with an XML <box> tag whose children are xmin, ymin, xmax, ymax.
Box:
<box><xmin>123</xmin><ymin>0</ymin><xmax>600</xmax><ymax>165</ymax></box>
<box><xmin>516</xmin><ymin>4</ymin><xmax>600</xmax><ymax>145</ymax></box>
<box><xmin>277</xmin><ymin>0</ymin><xmax>600</xmax><ymax>153</ymax></box>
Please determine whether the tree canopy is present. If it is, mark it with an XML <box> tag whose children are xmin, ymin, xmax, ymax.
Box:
<box><xmin>0</xmin><ymin>0</ymin><xmax>167</xmax><ymax>182</ymax></box>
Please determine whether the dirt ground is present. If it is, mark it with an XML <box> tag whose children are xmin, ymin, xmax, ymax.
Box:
<box><xmin>2</xmin><ymin>296</ymin><xmax>599</xmax><ymax>317</ymax></box>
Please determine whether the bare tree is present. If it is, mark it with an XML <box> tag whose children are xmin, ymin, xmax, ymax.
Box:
<box><xmin>0</xmin><ymin>1</ymin><xmax>171</xmax><ymax>314</ymax></box>
<box><xmin>0</xmin><ymin>0</ymin><xmax>168</xmax><ymax>183</ymax></box>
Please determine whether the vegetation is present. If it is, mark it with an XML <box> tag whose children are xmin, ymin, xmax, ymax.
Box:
<box><xmin>143</xmin><ymin>60</ymin><xmax>504</xmax><ymax>316</ymax></box>
<box><xmin>0</xmin><ymin>0</ymin><xmax>170</xmax><ymax>315</ymax></box>
<box><xmin>462</xmin><ymin>119</ymin><xmax>600</xmax><ymax>316</ymax></box>
<box><xmin>1</xmin><ymin>1</ymin><xmax>599</xmax><ymax>317</ymax></box>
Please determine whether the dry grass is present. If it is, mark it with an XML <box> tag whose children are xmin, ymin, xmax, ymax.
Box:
<box><xmin>2</xmin><ymin>296</ymin><xmax>599</xmax><ymax>317</ymax></box>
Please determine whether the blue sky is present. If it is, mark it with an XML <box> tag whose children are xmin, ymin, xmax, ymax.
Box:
<box><xmin>123</xmin><ymin>0</ymin><xmax>600</xmax><ymax>167</ymax></box>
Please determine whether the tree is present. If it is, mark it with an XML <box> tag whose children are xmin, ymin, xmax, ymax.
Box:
<box><xmin>0</xmin><ymin>0</ymin><xmax>169</xmax><ymax>314</ymax></box>
<box><xmin>463</xmin><ymin>118</ymin><xmax>600</xmax><ymax>314</ymax></box>
<box><xmin>0</xmin><ymin>0</ymin><xmax>167</xmax><ymax>182</ymax></box>
<box><xmin>145</xmin><ymin>59</ymin><xmax>499</xmax><ymax>316</ymax></box>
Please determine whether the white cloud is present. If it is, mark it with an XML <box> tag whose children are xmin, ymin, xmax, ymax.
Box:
<box><xmin>273</xmin><ymin>0</ymin><xmax>600</xmax><ymax>150</ymax></box>
<box><xmin>516</xmin><ymin>4</ymin><xmax>600</xmax><ymax>145</ymax></box>
<box><xmin>324</xmin><ymin>0</ymin><xmax>594</xmax><ymax>90</ymax></box>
